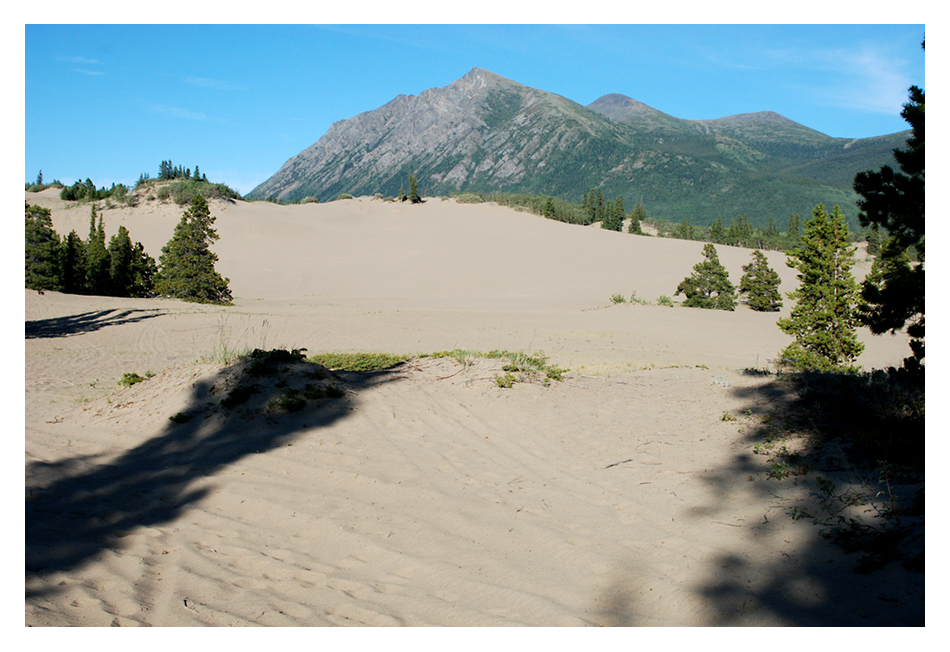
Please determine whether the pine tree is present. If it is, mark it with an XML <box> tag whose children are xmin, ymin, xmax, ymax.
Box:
<box><xmin>107</xmin><ymin>225</ymin><xmax>135</xmax><ymax>296</ymax></box>
<box><xmin>675</xmin><ymin>243</ymin><xmax>736</xmax><ymax>310</ymax></box>
<box><xmin>709</xmin><ymin>216</ymin><xmax>725</xmax><ymax>243</ymax></box>
<box><xmin>128</xmin><ymin>242</ymin><xmax>157</xmax><ymax>298</ymax></box>
<box><xmin>777</xmin><ymin>204</ymin><xmax>864</xmax><ymax>370</ymax></box>
<box><xmin>739</xmin><ymin>250</ymin><xmax>782</xmax><ymax>312</ymax></box>
<box><xmin>543</xmin><ymin>197</ymin><xmax>555</xmax><ymax>219</ymax></box>
<box><xmin>408</xmin><ymin>174</ymin><xmax>421</xmax><ymax>203</ymax></box>
<box><xmin>853</xmin><ymin>82</ymin><xmax>925</xmax><ymax>371</ymax></box>
<box><xmin>25</xmin><ymin>202</ymin><xmax>61</xmax><ymax>291</ymax></box>
<box><xmin>595</xmin><ymin>188</ymin><xmax>605</xmax><ymax>224</ymax></box>
<box><xmin>60</xmin><ymin>230</ymin><xmax>87</xmax><ymax>294</ymax></box>
<box><xmin>85</xmin><ymin>206</ymin><xmax>110</xmax><ymax>295</ymax></box>
<box><xmin>153</xmin><ymin>194</ymin><xmax>231</xmax><ymax>304</ymax></box>
<box><xmin>628</xmin><ymin>199</ymin><xmax>645</xmax><ymax>234</ymax></box>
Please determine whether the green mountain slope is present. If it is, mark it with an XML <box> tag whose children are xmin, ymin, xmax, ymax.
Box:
<box><xmin>248</xmin><ymin>68</ymin><xmax>908</xmax><ymax>228</ymax></box>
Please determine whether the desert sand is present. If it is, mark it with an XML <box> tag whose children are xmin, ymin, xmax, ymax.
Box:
<box><xmin>25</xmin><ymin>189</ymin><xmax>922</xmax><ymax>626</ymax></box>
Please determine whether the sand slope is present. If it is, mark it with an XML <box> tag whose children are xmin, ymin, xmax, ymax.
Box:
<box><xmin>25</xmin><ymin>194</ymin><xmax>920</xmax><ymax>626</ymax></box>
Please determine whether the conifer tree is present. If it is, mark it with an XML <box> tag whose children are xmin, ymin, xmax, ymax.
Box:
<box><xmin>107</xmin><ymin>225</ymin><xmax>135</xmax><ymax>296</ymax></box>
<box><xmin>628</xmin><ymin>199</ymin><xmax>645</xmax><ymax>234</ymax></box>
<box><xmin>60</xmin><ymin>230</ymin><xmax>87</xmax><ymax>294</ymax></box>
<box><xmin>153</xmin><ymin>194</ymin><xmax>231</xmax><ymax>304</ymax></box>
<box><xmin>853</xmin><ymin>81</ymin><xmax>924</xmax><ymax>371</ymax></box>
<box><xmin>709</xmin><ymin>216</ymin><xmax>725</xmax><ymax>243</ymax></box>
<box><xmin>595</xmin><ymin>188</ymin><xmax>605</xmax><ymax>224</ymax></box>
<box><xmin>128</xmin><ymin>242</ymin><xmax>157</xmax><ymax>298</ymax></box>
<box><xmin>408</xmin><ymin>174</ymin><xmax>421</xmax><ymax>203</ymax></box>
<box><xmin>777</xmin><ymin>204</ymin><xmax>864</xmax><ymax>370</ymax></box>
<box><xmin>675</xmin><ymin>243</ymin><xmax>736</xmax><ymax>310</ymax></box>
<box><xmin>739</xmin><ymin>250</ymin><xmax>782</xmax><ymax>312</ymax></box>
<box><xmin>25</xmin><ymin>202</ymin><xmax>61</xmax><ymax>291</ymax></box>
<box><xmin>85</xmin><ymin>206</ymin><xmax>110</xmax><ymax>295</ymax></box>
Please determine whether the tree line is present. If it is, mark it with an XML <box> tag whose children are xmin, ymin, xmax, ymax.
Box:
<box><xmin>26</xmin><ymin>194</ymin><xmax>231</xmax><ymax>305</ymax></box>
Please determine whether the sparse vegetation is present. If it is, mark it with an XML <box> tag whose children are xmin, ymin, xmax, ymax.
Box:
<box><xmin>306</xmin><ymin>352</ymin><xmax>407</xmax><ymax>372</ymax></box>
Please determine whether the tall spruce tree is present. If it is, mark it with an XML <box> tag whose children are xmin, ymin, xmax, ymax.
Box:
<box><xmin>107</xmin><ymin>225</ymin><xmax>135</xmax><ymax>297</ymax></box>
<box><xmin>853</xmin><ymin>81</ymin><xmax>925</xmax><ymax>371</ymax></box>
<box><xmin>60</xmin><ymin>230</ymin><xmax>87</xmax><ymax>294</ymax></box>
<box><xmin>675</xmin><ymin>243</ymin><xmax>736</xmax><ymax>310</ymax></box>
<box><xmin>408</xmin><ymin>174</ymin><xmax>421</xmax><ymax>203</ymax></box>
<box><xmin>739</xmin><ymin>250</ymin><xmax>782</xmax><ymax>312</ymax></box>
<box><xmin>153</xmin><ymin>194</ymin><xmax>231</xmax><ymax>304</ymax></box>
<box><xmin>777</xmin><ymin>204</ymin><xmax>864</xmax><ymax>370</ymax></box>
<box><xmin>85</xmin><ymin>206</ymin><xmax>110</xmax><ymax>295</ymax></box>
<box><xmin>25</xmin><ymin>202</ymin><xmax>61</xmax><ymax>291</ymax></box>
<box><xmin>628</xmin><ymin>199</ymin><xmax>645</xmax><ymax>234</ymax></box>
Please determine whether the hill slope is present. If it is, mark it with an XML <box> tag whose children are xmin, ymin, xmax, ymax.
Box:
<box><xmin>248</xmin><ymin>68</ymin><xmax>908</xmax><ymax>227</ymax></box>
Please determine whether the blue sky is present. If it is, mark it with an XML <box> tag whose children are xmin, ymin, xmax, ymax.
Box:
<box><xmin>23</xmin><ymin>21</ymin><xmax>925</xmax><ymax>196</ymax></box>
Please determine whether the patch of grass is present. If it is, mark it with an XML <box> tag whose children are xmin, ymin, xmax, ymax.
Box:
<box><xmin>118</xmin><ymin>372</ymin><xmax>150</xmax><ymax>387</ymax></box>
<box><xmin>306</xmin><ymin>352</ymin><xmax>407</xmax><ymax>372</ymax></box>
<box><xmin>656</xmin><ymin>295</ymin><xmax>675</xmax><ymax>307</ymax></box>
<box><xmin>424</xmin><ymin>349</ymin><xmax>568</xmax><ymax>388</ymax></box>
<box><xmin>610</xmin><ymin>293</ymin><xmax>627</xmax><ymax>304</ymax></box>
<box><xmin>496</xmin><ymin>373</ymin><xmax>516</xmax><ymax>389</ymax></box>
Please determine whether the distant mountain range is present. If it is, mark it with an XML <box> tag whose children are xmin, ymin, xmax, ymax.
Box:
<box><xmin>247</xmin><ymin>67</ymin><xmax>908</xmax><ymax>227</ymax></box>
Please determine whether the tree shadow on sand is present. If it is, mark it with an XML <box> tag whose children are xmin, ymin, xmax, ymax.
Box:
<box><xmin>25</xmin><ymin>350</ymin><xmax>404</xmax><ymax>598</ymax></box>
<box><xmin>596</xmin><ymin>369</ymin><xmax>924</xmax><ymax>626</ymax></box>
<box><xmin>26</xmin><ymin>308</ymin><xmax>165</xmax><ymax>339</ymax></box>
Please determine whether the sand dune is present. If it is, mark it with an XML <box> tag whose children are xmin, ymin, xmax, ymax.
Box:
<box><xmin>25</xmin><ymin>193</ymin><xmax>920</xmax><ymax>626</ymax></box>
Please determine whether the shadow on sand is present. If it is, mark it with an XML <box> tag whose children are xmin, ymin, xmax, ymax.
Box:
<box><xmin>26</xmin><ymin>308</ymin><xmax>165</xmax><ymax>339</ymax></box>
<box><xmin>595</xmin><ymin>369</ymin><xmax>924</xmax><ymax>626</ymax></box>
<box><xmin>25</xmin><ymin>353</ymin><xmax>404</xmax><ymax>599</ymax></box>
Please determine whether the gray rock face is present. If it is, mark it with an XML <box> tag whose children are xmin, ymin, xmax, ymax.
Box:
<box><xmin>248</xmin><ymin>67</ymin><xmax>908</xmax><ymax>226</ymax></box>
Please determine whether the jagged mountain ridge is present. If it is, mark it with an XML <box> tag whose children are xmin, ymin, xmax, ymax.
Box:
<box><xmin>248</xmin><ymin>67</ymin><xmax>908</xmax><ymax>226</ymax></box>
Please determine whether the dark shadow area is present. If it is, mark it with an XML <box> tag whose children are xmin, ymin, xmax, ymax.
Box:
<box><xmin>25</xmin><ymin>351</ymin><xmax>404</xmax><ymax>598</ymax></box>
<box><xmin>596</xmin><ymin>368</ymin><xmax>924</xmax><ymax>626</ymax></box>
<box><xmin>697</xmin><ymin>369</ymin><xmax>924</xmax><ymax>625</ymax></box>
<box><xmin>26</xmin><ymin>309</ymin><xmax>165</xmax><ymax>339</ymax></box>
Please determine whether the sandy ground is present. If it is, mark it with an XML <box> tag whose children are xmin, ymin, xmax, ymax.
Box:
<box><xmin>24</xmin><ymin>191</ymin><xmax>922</xmax><ymax>627</ymax></box>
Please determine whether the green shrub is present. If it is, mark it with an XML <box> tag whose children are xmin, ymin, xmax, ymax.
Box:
<box><xmin>656</xmin><ymin>295</ymin><xmax>675</xmax><ymax>307</ymax></box>
<box><xmin>610</xmin><ymin>293</ymin><xmax>627</xmax><ymax>304</ymax></box>
<box><xmin>306</xmin><ymin>352</ymin><xmax>406</xmax><ymax>372</ymax></box>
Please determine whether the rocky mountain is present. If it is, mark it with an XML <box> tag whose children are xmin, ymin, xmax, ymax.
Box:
<box><xmin>248</xmin><ymin>67</ymin><xmax>908</xmax><ymax>226</ymax></box>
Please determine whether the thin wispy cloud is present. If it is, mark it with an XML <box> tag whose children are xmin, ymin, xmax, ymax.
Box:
<box><xmin>148</xmin><ymin>104</ymin><xmax>209</xmax><ymax>121</ymax></box>
<box><xmin>73</xmin><ymin>69</ymin><xmax>105</xmax><ymax>76</ymax></box>
<box><xmin>183</xmin><ymin>76</ymin><xmax>244</xmax><ymax>91</ymax></box>
<box><xmin>63</xmin><ymin>56</ymin><xmax>101</xmax><ymax>65</ymax></box>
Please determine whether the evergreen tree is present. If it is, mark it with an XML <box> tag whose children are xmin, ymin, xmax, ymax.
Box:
<box><xmin>107</xmin><ymin>225</ymin><xmax>135</xmax><ymax>296</ymax></box>
<box><xmin>25</xmin><ymin>202</ymin><xmax>61</xmax><ymax>291</ymax></box>
<box><xmin>787</xmin><ymin>214</ymin><xmax>801</xmax><ymax>243</ymax></box>
<box><xmin>628</xmin><ymin>199</ymin><xmax>645</xmax><ymax>234</ymax></box>
<box><xmin>153</xmin><ymin>194</ymin><xmax>231</xmax><ymax>304</ymax></box>
<box><xmin>60</xmin><ymin>230</ymin><xmax>87</xmax><ymax>294</ymax></box>
<box><xmin>85</xmin><ymin>206</ymin><xmax>110</xmax><ymax>295</ymax></box>
<box><xmin>777</xmin><ymin>204</ymin><xmax>864</xmax><ymax>370</ymax></box>
<box><xmin>739</xmin><ymin>250</ymin><xmax>782</xmax><ymax>312</ymax></box>
<box><xmin>709</xmin><ymin>216</ymin><xmax>725</xmax><ymax>243</ymax></box>
<box><xmin>675</xmin><ymin>243</ymin><xmax>736</xmax><ymax>310</ymax></box>
<box><xmin>595</xmin><ymin>188</ymin><xmax>605</xmax><ymax>224</ymax></box>
<box><xmin>543</xmin><ymin>197</ymin><xmax>555</xmax><ymax>219</ymax></box>
<box><xmin>853</xmin><ymin>81</ymin><xmax>925</xmax><ymax>371</ymax></box>
<box><xmin>408</xmin><ymin>174</ymin><xmax>421</xmax><ymax>203</ymax></box>
<box><xmin>128</xmin><ymin>242</ymin><xmax>157</xmax><ymax>298</ymax></box>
